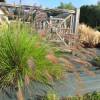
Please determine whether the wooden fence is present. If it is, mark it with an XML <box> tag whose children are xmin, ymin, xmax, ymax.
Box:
<box><xmin>0</xmin><ymin>3</ymin><xmax>80</xmax><ymax>46</ymax></box>
<box><xmin>45</xmin><ymin>9</ymin><xmax>80</xmax><ymax>46</ymax></box>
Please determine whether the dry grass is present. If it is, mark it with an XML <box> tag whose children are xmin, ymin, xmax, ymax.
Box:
<box><xmin>17</xmin><ymin>87</ymin><xmax>24</xmax><ymax>100</ymax></box>
<box><xmin>78</xmin><ymin>24</ymin><xmax>100</xmax><ymax>47</ymax></box>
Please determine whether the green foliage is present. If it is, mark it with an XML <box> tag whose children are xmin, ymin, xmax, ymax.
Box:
<box><xmin>95</xmin><ymin>26</ymin><xmax>100</xmax><ymax>31</ymax></box>
<box><xmin>0</xmin><ymin>23</ymin><xmax>64</xmax><ymax>90</ymax></box>
<box><xmin>92</xmin><ymin>56</ymin><xmax>100</xmax><ymax>66</ymax></box>
<box><xmin>57</xmin><ymin>2</ymin><xmax>75</xmax><ymax>10</ymax></box>
<box><xmin>83</xmin><ymin>92</ymin><xmax>100</xmax><ymax>100</ymax></box>
<box><xmin>44</xmin><ymin>92</ymin><xmax>100</xmax><ymax>100</ymax></box>
<box><xmin>44</xmin><ymin>91</ymin><xmax>59</xmax><ymax>100</ymax></box>
<box><xmin>80</xmin><ymin>5</ymin><xmax>100</xmax><ymax>30</ymax></box>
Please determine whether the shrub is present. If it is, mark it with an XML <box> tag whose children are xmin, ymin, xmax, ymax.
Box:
<box><xmin>95</xmin><ymin>26</ymin><xmax>100</xmax><ymax>32</ymax></box>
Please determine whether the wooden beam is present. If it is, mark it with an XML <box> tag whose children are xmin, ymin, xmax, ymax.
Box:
<box><xmin>74</xmin><ymin>9</ymin><xmax>80</xmax><ymax>34</ymax></box>
<box><xmin>50</xmin><ymin>17</ymin><xmax>64</xmax><ymax>21</ymax></box>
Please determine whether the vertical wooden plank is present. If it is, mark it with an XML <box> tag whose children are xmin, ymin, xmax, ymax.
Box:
<box><xmin>70</xmin><ymin>14</ymin><xmax>73</xmax><ymax>34</ymax></box>
<box><xmin>72</xmin><ymin>14</ymin><xmax>75</xmax><ymax>33</ymax></box>
<box><xmin>74</xmin><ymin>8</ymin><xmax>80</xmax><ymax>34</ymax></box>
<box><xmin>69</xmin><ymin>15</ymin><xmax>72</xmax><ymax>34</ymax></box>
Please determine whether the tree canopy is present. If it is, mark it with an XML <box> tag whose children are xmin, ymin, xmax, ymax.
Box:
<box><xmin>80</xmin><ymin>4</ymin><xmax>100</xmax><ymax>31</ymax></box>
<box><xmin>57</xmin><ymin>2</ymin><xmax>75</xmax><ymax>10</ymax></box>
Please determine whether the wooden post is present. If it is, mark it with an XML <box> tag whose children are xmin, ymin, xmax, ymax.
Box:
<box><xmin>74</xmin><ymin>8</ymin><xmax>80</xmax><ymax>34</ymax></box>
<box><xmin>70</xmin><ymin>14</ymin><xmax>73</xmax><ymax>34</ymax></box>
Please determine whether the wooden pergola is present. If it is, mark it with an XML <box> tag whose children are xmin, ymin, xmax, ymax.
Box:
<box><xmin>0</xmin><ymin>2</ymin><xmax>80</xmax><ymax>47</ymax></box>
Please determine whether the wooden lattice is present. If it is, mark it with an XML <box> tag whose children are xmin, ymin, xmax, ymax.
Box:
<box><xmin>0</xmin><ymin>3</ymin><xmax>80</xmax><ymax>47</ymax></box>
<box><xmin>46</xmin><ymin>9</ymin><xmax>80</xmax><ymax>47</ymax></box>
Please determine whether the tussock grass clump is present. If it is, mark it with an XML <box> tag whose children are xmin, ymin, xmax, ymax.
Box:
<box><xmin>0</xmin><ymin>23</ymin><xmax>64</xmax><ymax>99</ymax></box>
<box><xmin>79</xmin><ymin>24</ymin><xmax>100</xmax><ymax>47</ymax></box>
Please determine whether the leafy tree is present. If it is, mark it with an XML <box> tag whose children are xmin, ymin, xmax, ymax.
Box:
<box><xmin>57</xmin><ymin>2</ymin><xmax>75</xmax><ymax>10</ymax></box>
<box><xmin>80</xmin><ymin>5</ymin><xmax>100</xmax><ymax>30</ymax></box>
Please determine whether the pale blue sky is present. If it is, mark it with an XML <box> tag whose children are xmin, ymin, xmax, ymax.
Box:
<box><xmin>6</xmin><ymin>0</ymin><xmax>99</xmax><ymax>8</ymax></box>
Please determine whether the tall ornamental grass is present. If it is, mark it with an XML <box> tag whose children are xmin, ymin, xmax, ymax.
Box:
<box><xmin>79</xmin><ymin>24</ymin><xmax>100</xmax><ymax>47</ymax></box>
<box><xmin>0</xmin><ymin>23</ymin><xmax>63</xmax><ymax>99</ymax></box>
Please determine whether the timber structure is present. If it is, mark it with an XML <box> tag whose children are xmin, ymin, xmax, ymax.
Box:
<box><xmin>0</xmin><ymin>3</ymin><xmax>80</xmax><ymax>46</ymax></box>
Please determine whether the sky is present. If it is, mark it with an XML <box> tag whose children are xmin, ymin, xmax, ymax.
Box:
<box><xmin>6</xmin><ymin>0</ymin><xmax>99</xmax><ymax>8</ymax></box>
